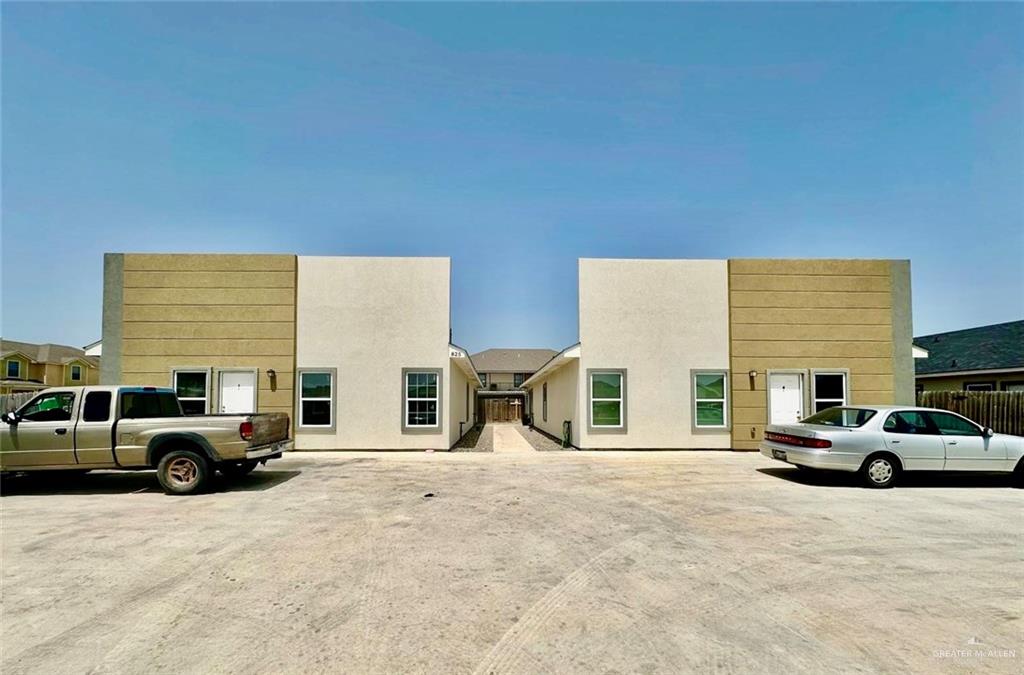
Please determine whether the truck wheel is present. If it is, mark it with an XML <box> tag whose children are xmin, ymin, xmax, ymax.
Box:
<box><xmin>157</xmin><ymin>450</ymin><xmax>210</xmax><ymax>495</ymax></box>
<box><xmin>219</xmin><ymin>460</ymin><xmax>259</xmax><ymax>479</ymax></box>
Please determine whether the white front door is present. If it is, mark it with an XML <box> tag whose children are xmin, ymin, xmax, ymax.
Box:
<box><xmin>768</xmin><ymin>373</ymin><xmax>804</xmax><ymax>424</ymax></box>
<box><xmin>219</xmin><ymin>371</ymin><xmax>256</xmax><ymax>414</ymax></box>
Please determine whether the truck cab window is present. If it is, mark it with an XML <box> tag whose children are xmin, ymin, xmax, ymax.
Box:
<box><xmin>19</xmin><ymin>392</ymin><xmax>75</xmax><ymax>422</ymax></box>
<box><xmin>83</xmin><ymin>391</ymin><xmax>113</xmax><ymax>422</ymax></box>
<box><xmin>120</xmin><ymin>392</ymin><xmax>183</xmax><ymax>418</ymax></box>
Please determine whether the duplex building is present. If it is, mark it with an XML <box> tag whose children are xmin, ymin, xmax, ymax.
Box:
<box><xmin>101</xmin><ymin>253</ymin><xmax>481</xmax><ymax>450</ymax></box>
<box><xmin>523</xmin><ymin>258</ymin><xmax>914</xmax><ymax>450</ymax></box>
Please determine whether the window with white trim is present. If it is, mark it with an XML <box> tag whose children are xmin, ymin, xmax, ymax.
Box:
<box><xmin>299</xmin><ymin>371</ymin><xmax>334</xmax><ymax>427</ymax></box>
<box><xmin>514</xmin><ymin>373</ymin><xmax>525</xmax><ymax>387</ymax></box>
<box><xmin>173</xmin><ymin>369</ymin><xmax>209</xmax><ymax>415</ymax></box>
<box><xmin>813</xmin><ymin>372</ymin><xmax>847</xmax><ymax>413</ymax></box>
<box><xmin>70</xmin><ymin>364</ymin><xmax>83</xmax><ymax>381</ymax></box>
<box><xmin>693</xmin><ymin>371</ymin><xmax>728</xmax><ymax>428</ymax></box>
<box><xmin>590</xmin><ymin>371</ymin><xmax>623</xmax><ymax>428</ymax></box>
<box><xmin>6</xmin><ymin>359</ymin><xmax>21</xmax><ymax>379</ymax></box>
<box><xmin>405</xmin><ymin>371</ymin><xmax>439</xmax><ymax>427</ymax></box>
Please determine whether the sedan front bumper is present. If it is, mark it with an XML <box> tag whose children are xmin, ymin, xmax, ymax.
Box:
<box><xmin>759</xmin><ymin>441</ymin><xmax>862</xmax><ymax>472</ymax></box>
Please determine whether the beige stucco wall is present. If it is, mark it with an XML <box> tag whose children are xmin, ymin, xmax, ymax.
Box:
<box><xmin>528</xmin><ymin>359</ymin><xmax>580</xmax><ymax>446</ymax></box>
<box><xmin>577</xmin><ymin>259</ymin><xmax>732</xmax><ymax>449</ymax></box>
<box><xmin>295</xmin><ymin>257</ymin><xmax>452</xmax><ymax>450</ymax></box>
<box><xmin>449</xmin><ymin>363</ymin><xmax>475</xmax><ymax>447</ymax></box>
<box><xmin>104</xmin><ymin>253</ymin><xmax>297</xmax><ymax>418</ymax></box>
<box><xmin>728</xmin><ymin>258</ymin><xmax>912</xmax><ymax>450</ymax></box>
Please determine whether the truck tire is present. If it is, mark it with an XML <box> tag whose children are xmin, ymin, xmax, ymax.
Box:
<box><xmin>219</xmin><ymin>460</ymin><xmax>259</xmax><ymax>479</ymax></box>
<box><xmin>157</xmin><ymin>450</ymin><xmax>211</xmax><ymax>495</ymax></box>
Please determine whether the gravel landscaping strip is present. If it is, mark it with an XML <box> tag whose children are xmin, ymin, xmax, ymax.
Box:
<box><xmin>514</xmin><ymin>424</ymin><xmax>569</xmax><ymax>451</ymax></box>
<box><xmin>451</xmin><ymin>423</ymin><xmax>493</xmax><ymax>452</ymax></box>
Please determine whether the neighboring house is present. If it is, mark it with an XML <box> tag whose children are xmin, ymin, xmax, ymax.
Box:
<box><xmin>470</xmin><ymin>348</ymin><xmax>558</xmax><ymax>422</ymax></box>
<box><xmin>1</xmin><ymin>339</ymin><xmax>100</xmax><ymax>394</ymax></box>
<box><xmin>914</xmin><ymin>320</ymin><xmax>1024</xmax><ymax>392</ymax></box>
<box><xmin>523</xmin><ymin>258</ymin><xmax>914</xmax><ymax>450</ymax></box>
<box><xmin>101</xmin><ymin>253</ymin><xmax>481</xmax><ymax>450</ymax></box>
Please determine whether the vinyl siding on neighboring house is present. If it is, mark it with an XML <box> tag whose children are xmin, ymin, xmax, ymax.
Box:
<box><xmin>728</xmin><ymin>259</ymin><xmax>913</xmax><ymax>450</ymax></box>
<box><xmin>102</xmin><ymin>253</ymin><xmax>297</xmax><ymax>418</ymax></box>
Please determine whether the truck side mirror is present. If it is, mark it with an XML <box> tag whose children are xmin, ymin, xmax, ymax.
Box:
<box><xmin>984</xmin><ymin>427</ymin><xmax>994</xmax><ymax>437</ymax></box>
<box><xmin>2</xmin><ymin>411</ymin><xmax>18</xmax><ymax>425</ymax></box>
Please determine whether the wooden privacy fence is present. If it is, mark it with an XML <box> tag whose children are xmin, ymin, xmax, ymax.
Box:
<box><xmin>916</xmin><ymin>391</ymin><xmax>1024</xmax><ymax>436</ymax></box>
<box><xmin>1</xmin><ymin>392</ymin><xmax>35</xmax><ymax>414</ymax></box>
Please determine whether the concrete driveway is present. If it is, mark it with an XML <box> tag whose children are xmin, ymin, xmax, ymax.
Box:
<box><xmin>1</xmin><ymin>451</ymin><xmax>1020</xmax><ymax>674</ymax></box>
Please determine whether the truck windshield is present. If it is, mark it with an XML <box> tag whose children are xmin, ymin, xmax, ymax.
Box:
<box><xmin>801</xmin><ymin>407</ymin><xmax>876</xmax><ymax>428</ymax></box>
<box><xmin>120</xmin><ymin>392</ymin><xmax>183</xmax><ymax>418</ymax></box>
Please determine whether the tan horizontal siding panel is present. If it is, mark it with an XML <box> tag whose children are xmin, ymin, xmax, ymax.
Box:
<box><xmin>850</xmin><ymin>374</ymin><xmax>895</xmax><ymax>392</ymax></box>
<box><xmin>732</xmin><ymin>439</ymin><xmax>761</xmax><ymax>451</ymax></box>
<box><xmin>850</xmin><ymin>391</ymin><xmax>895</xmax><ymax>404</ymax></box>
<box><xmin>255</xmin><ymin>390</ymin><xmax>296</xmax><ymax>408</ymax></box>
<box><xmin>731</xmin><ymin>308</ymin><xmax>894</xmax><ymax>326</ymax></box>
<box><xmin>731</xmin><ymin>390</ymin><xmax>767</xmax><ymax>409</ymax></box>
<box><xmin>731</xmin><ymin>357</ymin><xmax>893</xmax><ymax>374</ymax></box>
<box><xmin>731</xmin><ymin>291</ymin><xmax>891</xmax><ymax>309</ymax></box>
<box><xmin>733</xmin><ymin>407</ymin><xmax>770</xmax><ymax>424</ymax></box>
<box><xmin>124</xmin><ymin>288</ymin><xmax>295</xmax><ymax>307</ymax></box>
<box><xmin>730</xmin><ymin>259</ymin><xmax>892</xmax><ymax>276</ymax></box>
<box><xmin>732</xmin><ymin>341</ymin><xmax>892</xmax><ymax>358</ymax></box>
<box><xmin>124</xmin><ymin>271</ymin><xmax>295</xmax><ymax>289</ymax></box>
<box><xmin>730</xmin><ymin>324</ymin><xmax>894</xmax><ymax>342</ymax></box>
<box><xmin>123</xmin><ymin>339</ymin><xmax>294</xmax><ymax>357</ymax></box>
<box><xmin>123</xmin><ymin>355</ymin><xmax>295</xmax><ymax>373</ymax></box>
<box><xmin>130</xmin><ymin>373</ymin><xmax>294</xmax><ymax>392</ymax></box>
<box><xmin>123</xmin><ymin>254</ymin><xmax>295</xmax><ymax>272</ymax></box>
<box><xmin>124</xmin><ymin>305</ymin><xmax>295</xmax><ymax>322</ymax></box>
<box><xmin>122</xmin><ymin>322</ymin><xmax>295</xmax><ymax>340</ymax></box>
<box><xmin>729</xmin><ymin>274</ymin><xmax>892</xmax><ymax>292</ymax></box>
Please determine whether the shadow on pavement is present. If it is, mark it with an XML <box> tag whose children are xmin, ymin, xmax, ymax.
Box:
<box><xmin>0</xmin><ymin>469</ymin><xmax>301</xmax><ymax>496</ymax></box>
<box><xmin>758</xmin><ymin>467</ymin><xmax>1019</xmax><ymax>489</ymax></box>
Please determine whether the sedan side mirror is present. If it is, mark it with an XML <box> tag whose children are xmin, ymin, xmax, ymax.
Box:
<box><xmin>983</xmin><ymin>427</ymin><xmax>994</xmax><ymax>437</ymax></box>
<box><xmin>2</xmin><ymin>411</ymin><xmax>18</xmax><ymax>425</ymax></box>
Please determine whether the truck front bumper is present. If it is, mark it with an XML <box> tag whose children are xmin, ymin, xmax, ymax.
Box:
<box><xmin>247</xmin><ymin>440</ymin><xmax>293</xmax><ymax>460</ymax></box>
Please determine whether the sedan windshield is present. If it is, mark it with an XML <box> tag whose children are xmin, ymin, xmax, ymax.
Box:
<box><xmin>801</xmin><ymin>407</ymin><xmax>876</xmax><ymax>428</ymax></box>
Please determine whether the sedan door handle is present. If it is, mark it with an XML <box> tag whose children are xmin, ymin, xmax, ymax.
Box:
<box><xmin>948</xmin><ymin>440</ymin><xmax>958</xmax><ymax>445</ymax></box>
<box><xmin>890</xmin><ymin>439</ymin><xmax>901</xmax><ymax>444</ymax></box>
<box><xmin>54</xmin><ymin>428</ymin><xmax>67</xmax><ymax>435</ymax></box>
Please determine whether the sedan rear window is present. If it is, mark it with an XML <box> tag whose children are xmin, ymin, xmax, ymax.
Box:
<box><xmin>801</xmin><ymin>407</ymin><xmax>876</xmax><ymax>428</ymax></box>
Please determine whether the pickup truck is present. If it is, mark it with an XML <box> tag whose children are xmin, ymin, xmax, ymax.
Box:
<box><xmin>1</xmin><ymin>386</ymin><xmax>292</xmax><ymax>495</ymax></box>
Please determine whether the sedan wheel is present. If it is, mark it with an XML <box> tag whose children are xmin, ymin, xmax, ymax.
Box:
<box><xmin>861</xmin><ymin>455</ymin><xmax>899</xmax><ymax>489</ymax></box>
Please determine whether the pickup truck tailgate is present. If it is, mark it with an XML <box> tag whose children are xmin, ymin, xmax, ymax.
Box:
<box><xmin>250</xmin><ymin>413</ymin><xmax>290</xmax><ymax>446</ymax></box>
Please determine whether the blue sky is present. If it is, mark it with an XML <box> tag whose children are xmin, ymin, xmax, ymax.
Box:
<box><xmin>2</xmin><ymin>3</ymin><xmax>1022</xmax><ymax>353</ymax></box>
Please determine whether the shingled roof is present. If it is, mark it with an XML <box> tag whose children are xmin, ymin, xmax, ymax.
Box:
<box><xmin>470</xmin><ymin>348</ymin><xmax>558</xmax><ymax>373</ymax></box>
<box><xmin>1</xmin><ymin>339</ymin><xmax>100</xmax><ymax>368</ymax></box>
<box><xmin>914</xmin><ymin>320</ymin><xmax>1024</xmax><ymax>375</ymax></box>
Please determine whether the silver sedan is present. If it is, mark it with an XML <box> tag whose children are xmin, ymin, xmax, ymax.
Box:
<box><xmin>760</xmin><ymin>405</ymin><xmax>1024</xmax><ymax>488</ymax></box>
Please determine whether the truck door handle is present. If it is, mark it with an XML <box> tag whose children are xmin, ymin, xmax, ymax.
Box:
<box><xmin>948</xmin><ymin>440</ymin><xmax>958</xmax><ymax>445</ymax></box>
<box><xmin>890</xmin><ymin>439</ymin><xmax>900</xmax><ymax>444</ymax></box>
<box><xmin>54</xmin><ymin>428</ymin><xmax>67</xmax><ymax>435</ymax></box>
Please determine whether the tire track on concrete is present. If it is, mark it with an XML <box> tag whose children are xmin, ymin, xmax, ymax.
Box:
<box><xmin>471</xmin><ymin>533</ymin><xmax>644</xmax><ymax>675</ymax></box>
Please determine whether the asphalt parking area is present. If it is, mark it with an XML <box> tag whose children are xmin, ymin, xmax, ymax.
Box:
<box><xmin>1</xmin><ymin>452</ymin><xmax>1020</xmax><ymax>674</ymax></box>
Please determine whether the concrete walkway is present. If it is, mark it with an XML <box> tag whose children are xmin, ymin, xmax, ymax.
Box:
<box><xmin>491</xmin><ymin>423</ymin><xmax>536</xmax><ymax>453</ymax></box>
